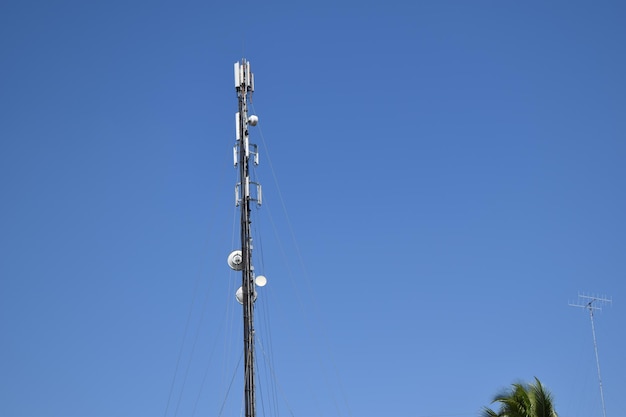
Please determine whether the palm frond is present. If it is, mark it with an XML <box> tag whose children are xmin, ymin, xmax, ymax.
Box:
<box><xmin>483</xmin><ymin>378</ymin><xmax>557</xmax><ymax>417</ymax></box>
<box><xmin>481</xmin><ymin>406</ymin><xmax>500</xmax><ymax>417</ymax></box>
<box><xmin>529</xmin><ymin>377</ymin><xmax>557</xmax><ymax>417</ymax></box>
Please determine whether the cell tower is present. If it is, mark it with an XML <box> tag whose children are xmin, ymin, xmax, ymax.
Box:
<box><xmin>227</xmin><ymin>58</ymin><xmax>267</xmax><ymax>417</ymax></box>
<box><xmin>569</xmin><ymin>293</ymin><xmax>612</xmax><ymax>417</ymax></box>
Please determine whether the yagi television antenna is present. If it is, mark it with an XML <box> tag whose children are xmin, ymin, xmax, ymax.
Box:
<box><xmin>569</xmin><ymin>293</ymin><xmax>612</xmax><ymax>417</ymax></box>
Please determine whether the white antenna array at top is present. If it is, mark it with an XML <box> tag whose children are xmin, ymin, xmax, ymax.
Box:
<box><xmin>569</xmin><ymin>293</ymin><xmax>612</xmax><ymax>310</ymax></box>
<box><xmin>569</xmin><ymin>293</ymin><xmax>612</xmax><ymax>417</ymax></box>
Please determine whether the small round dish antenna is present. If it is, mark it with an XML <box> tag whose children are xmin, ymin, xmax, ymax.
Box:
<box><xmin>255</xmin><ymin>275</ymin><xmax>267</xmax><ymax>287</ymax></box>
<box><xmin>227</xmin><ymin>250</ymin><xmax>243</xmax><ymax>271</ymax></box>
<box><xmin>248</xmin><ymin>115</ymin><xmax>258</xmax><ymax>126</ymax></box>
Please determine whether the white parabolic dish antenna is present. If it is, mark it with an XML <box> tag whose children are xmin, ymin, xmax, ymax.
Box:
<box><xmin>255</xmin><ymin>275</ymin><xmax>267</xmax><ymax>287</ymax></box>
<box><xmin>235</xmin><ymin>286</ymin><xmax>257</xmax><ymax>305</ymax></box>
<box><xmin>228</xmin><ymin>250</ymin><xmax>243</xmax><ymax>271</ymax></box>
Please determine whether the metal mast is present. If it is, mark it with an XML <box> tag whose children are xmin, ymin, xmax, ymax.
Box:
<box><xmin>232</xmin><ymin>58</ymin><xmax>261</xmax><ymax>417</ymax></box>
<box><xmin>569</xmin><ymin>294</ymin><xmax>612</xmax><ymax>417</ymax></box>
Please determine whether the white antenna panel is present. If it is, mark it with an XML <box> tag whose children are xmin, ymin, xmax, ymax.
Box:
<box><xmin>257</xmin><ymin>184</ymin><xmax>262</xmax><ymax>206</ymax></box>
<box><xmin>234</xmin><ymin>62</ymin><xmax>240</xmax><ymax>87</ymax></box>
<box><xmin>250</xmin><ymin>73</ymin><xmax>254</xmax><ymax>92</ymax></box>
<box><xmin>233</xmin><ymin>145</ymin><xmax>238</xmax><ymax>166</ymax></box>
<box><xmin>235</xmin><ymin>112</ymin><xmax>241</xmax><ymax>140</ymax></box>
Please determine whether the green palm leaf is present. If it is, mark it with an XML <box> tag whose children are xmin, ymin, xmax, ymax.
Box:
<box><xmin>482</xmin><ymin>378</ymin><xmax>558</xmax><ymax>417</ymax></box>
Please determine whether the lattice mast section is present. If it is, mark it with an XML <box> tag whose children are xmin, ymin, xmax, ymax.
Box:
<box><xmin>234</xmin><ymin>59</ymin><xmax>261</xmax><ymax>417</ymax></box>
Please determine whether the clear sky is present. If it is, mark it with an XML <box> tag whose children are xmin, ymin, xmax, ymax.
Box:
<box><xmin>1</xmin><ymin>1</ymin><xmax>625</xmax><ymax>417</ymax></box>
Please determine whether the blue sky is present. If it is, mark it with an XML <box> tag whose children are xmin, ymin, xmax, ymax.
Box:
<box><xmin>1</xmin><ymin>1</ymin><xmax>625</xmax><ymax>417</ymax></box>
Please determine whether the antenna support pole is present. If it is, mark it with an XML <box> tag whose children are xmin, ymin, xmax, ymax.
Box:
<box><xmin>569</xmin><ymin>294</ymin><xmax>612</xmax><ymax>417</ymax></box>
<box><xmin>235</xmin><ymin>58</ymin><xmax>257</xmax><ymax>417</ymax></box>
